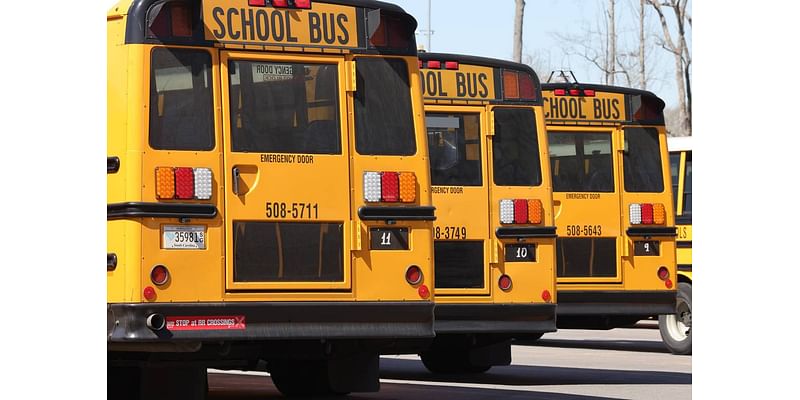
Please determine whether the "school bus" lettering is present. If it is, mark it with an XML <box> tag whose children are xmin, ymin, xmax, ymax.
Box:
<box><xmin>420</xmin><ymin>66</ymin><xmax>496</xmax><ymax>100</ymax></box>
<box><xmin>204</xmin><ymin>2</ymin><xmax>357</xmax><ymax>48</ymax></box>
<box><xmin>543</xmin><ymin>93</ymin><xmax>625</xmax><ymax>122</ymax></box>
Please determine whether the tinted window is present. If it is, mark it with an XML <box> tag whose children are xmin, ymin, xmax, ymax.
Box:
<box><xmin>149</xmin><ymin>48</ymin><xmax>214</xmax><ymax>150</ymax></box>
<box><xmin>548</xmin><ymin>132</ymin><xmax>614</xmax><ymax>192</ymax></box>
<box><xmin>492</xmin><ymin>108</ymin><xmax>542</xmax><ymax>186</ymax></box>
<box><xmin>229</xmin><ymin>61</ymin><xmax>341</xmax><ymax>154</ymax></box>
<box><xmin>623</xmin><ymin>127</ymin><xmax>664</xmax><ymax>192</ymax></box>
<box><xmin>426</xmin><ymin>113</ymin><xmax>482</xmax><ymax>186</ymax></box>
<box><xmin>354</xmin><ymin>58</ymin><xmax>416</xmax><ymax>155</ymax></box>
<box><xmin>234</xmin><ymin>222</ymin><xmax>343</xmax><ymax>282</ymax></box>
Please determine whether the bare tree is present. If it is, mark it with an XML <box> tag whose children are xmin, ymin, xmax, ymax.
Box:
<box><xmin>639</xmin><ymin>0</ymin><xmax>646</xmax><ymax>89</ymax></box>
<box><xmin>646</xmin><ymin>0</ymin><xmax>691</xmax><ymax>135</ymax></box>
<box><xmin>608</xmin><ymin>0</ymin><xmax>616</xmax><ymax>85</ymax></box>
<box><xmin>513</xmin><ymin>0</ymin><xmax>526</xmax><ymax>62</ymax></box>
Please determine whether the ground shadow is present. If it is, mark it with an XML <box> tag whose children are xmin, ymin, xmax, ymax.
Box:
<box><xmin>514</xmin><ymin>337</ymin><xmax>674</xmax><ymax>354</ymax></box>
<box><xmin>208</xmin><ymin>372</ymin><xmax>624</xmax><ymax>400</ymax></box>
<box><xmin>378</xmin><ymin>358</ymin><xmax>692</xmax><ymax>387</ymax></box>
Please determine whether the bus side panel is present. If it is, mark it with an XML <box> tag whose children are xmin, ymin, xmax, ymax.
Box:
<box><xmin>108</xmin><ymin>16</ymin><xmax>141</xmax><ymax>303</ymax></box>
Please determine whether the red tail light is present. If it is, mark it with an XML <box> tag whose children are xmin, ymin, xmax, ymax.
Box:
<box><xmin>271</xmin><ymin>0</ymin><xmax>289</xmax><ymax>7</ymax></box>
<box><xmin>513</xmin><ymin>199</ymin><xmax>528</xmax><ymax>224</ymax></box>
<box><xmin>174</xmin><ymin>168</ymin><xmax>195</xmax><ymax>200</ymax></box>
<box><xmin>665</xmin><ymin>279</ymin><xmax>674</xmax><ymax>289</ymax></box>
<box><xmin>170</xmin><ymin>3</ymin><xmax>192</xmax><ymax>37</ymax></box>
<box><xmin>498</xmin><ymin>275</ymin><xmax>513</xmax><ymax>291</ymax></box>
<box><xmin>583</xmin><ymin>89</ymin><xmax>596</xmax><ymax>97</ymax></box>
<box><xmin>445</xmin><ymin>61</ymin><xmax>459</xmax><ymax>70</ymax></box>
<box><xmin>569</xmin><ymin>89</ymin><xmax>580</xmax><ymax>96</ymax></box>
<box><xmin>405</xmin><ymin>265</ymin><xmax>423</xmax><ymax>285</ymax></box>
<box><xmin>248</xmin><ymin>0</ymin><xmax>267</xmax><ymax>5</ymax></box>
<box><xmin>418</xmin><ymin>285</ymin><xmax>431</xmax><ymax>299</ymax></box>
<box><xmin>381</xmin><ymin>172</ymin><xmax>400</xmax><ymax>203</ymax></box>
<box><xmin>426</xmin><ymin>60</ymin><xmax>442</xmax><ymax>69</ymax></box>
<box><xmin>641</xmin><ymin>203</ymin><xmax>654</xmax><ymax>225</ymax></box>
<box><xmin>554</xmin><ymin>89</ymin><xmax>567</xmax><ymax>96</ymax></box>
<box><xmin>143</xmin><ymin>286</ymin><xmax>157</xmax><ymax>302</ymax></box>
<box><xmin>151</xmin><ymin>265</ymin><xmax>170</xmax><ymax>286</ymax></box>
<box><xmin>519</xmin><ymin>73</ymin><xmax>537</xmax><ymax>100</ymax></box>
<box><xmin>294</xmin><ymin>0</ymin><xmax>312</xmax><ymax>9</ymax></box>
<box><xmin>542</xmin><ymin>290</ymin><xmax>552</xmax><ymax>302</ymax></box>
<box><xmin>657</xmin><ymin>266</ymin><xmax>670</xmax><ymax>281</ymax></box>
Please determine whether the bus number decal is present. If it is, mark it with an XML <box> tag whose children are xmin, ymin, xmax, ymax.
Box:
<box><xmin>434</xmin><ymin>226</ymin><xmax>467</xmax><ymax>240</ymax></box>
<box><xmin>265</xmin><ymin>202</ymin><xmax>319</xmax><ymax>219</ymax></box>
<box><xmin>505</xmin><ymin>244</ymin><xmax>535</xmax><ymax>262</ymax></box>
<box><xmin>565</xmin><ymin>225</ymin><xmax>602</xmax><ymax>236</ymax></box>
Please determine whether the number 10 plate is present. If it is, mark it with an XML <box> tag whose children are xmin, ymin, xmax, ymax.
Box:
<box><xmin>162</xmin><ymin>225</ymin><xmax>206</xmax><ymax>250</ymax></box>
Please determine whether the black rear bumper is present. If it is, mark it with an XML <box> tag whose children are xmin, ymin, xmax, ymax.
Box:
<box><xmin>108</xmin><ymin>301</ymin><xmax>434</xmax><ymax>343</ymax></box>
<box><xmin>433</xmin><ymin>303</ymin><xmax>556</xmax><ymax>334</ymax></box>
<box><xmin>556</xmin><ymin>290</ymin><xmax>676</xmax><ymax>316</ymax></box>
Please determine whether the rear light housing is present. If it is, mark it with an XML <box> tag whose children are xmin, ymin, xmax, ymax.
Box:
<box><xmin>500</xmin><ymin>199</ymin><xmax>545</xmax><ymax>225</ymax></box>
<box><xmin>364</xmin><ymin>171</ymin><xmax>417</xmax><ymax>204</ymax></box>
<box><xmin>657</xmin><ymin>266</ymin><xmax>670</xmax><ymax>281</ymax></box>
<box><xmin>629</xmin><ymin>203</ymin><xmax>666</xmax><ymax>225</ymax></box>
<box><xmin>502</xmin><ymin>70</ymin><xmax>538</xmax><ymax>101</ymax></box>
<box><xmin>405</xmin><ymin>265</ymin><xmax>423</xmax><ymax>285</ymax></box>
<box><xmin>156</xmin><ymin>167</ymin><xmax>214</xmax><ymax>200</ymax></box>
<box><xmin>150</xmin><ymin>265</ymin><xmax>170</xmax><ymax>286</ymax></box>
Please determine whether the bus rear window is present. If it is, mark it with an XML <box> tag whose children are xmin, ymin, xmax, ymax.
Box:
<box><xmin>492</xmin><ymin>108</ymin><xmax>542</xmax><ymax>186</ymax></box>
<box><xmin>229</xmin><ymin>61</ymin><xmax>341</xmax><ymax>154</ymax></box>
<box><xmin>548</xmin><ymin>132</ymin><xmax>614</xmax><ymax>193</ymax></box>
<box><xmin>149</xmin><ymin>48</ymin><xmax>214</xmax><ymax>151</ymax></box>
<box><xmin>623</xmin><ymin>127</ymin><xmax>664</xmax><ymax>193</ymax></box>
<box><xmin>426</xmin><ymin>113</ymin><xmax>482</xmax><ymax>186</ymax></box>
<box><xmin>354</xmin><ymin>58</ymin><xmax>416</xmax><ymax>156</ymax></box>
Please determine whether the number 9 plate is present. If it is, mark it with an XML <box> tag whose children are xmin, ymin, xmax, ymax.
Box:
<box><xmin>162</xmin><ymin>225</ymin><xmax>206</xmax><ymax>250</ymax></box>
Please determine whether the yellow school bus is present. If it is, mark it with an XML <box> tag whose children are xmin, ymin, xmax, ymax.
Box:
<box><xmin>542</xmin><ymin>83</ymin><xmax>677</xmax><ymax>332</ymax></box>
<box><xmin>107</xmin><ymin>0</ymin><xmax>435</xmax><ymax>396</ymax></box>
<box><xmin>419</xmin><ymin>53</ymin><xmax>557</xmax><ymax>373</ymax></box>
<box><xmin>659</xmin><ymin>135</ymin><xmax>691</xmax><ymax>354</ymax></box>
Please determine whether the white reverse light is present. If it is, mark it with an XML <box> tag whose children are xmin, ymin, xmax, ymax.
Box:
<box><xmin>364</xmin><ymin>172</ymin><xmax>382</xmax><ymax>203</ymax></box>
<box><xmin>500</xmin><ymin>199</ymin><xmax>515</xmax><ymax>224</ymax></box>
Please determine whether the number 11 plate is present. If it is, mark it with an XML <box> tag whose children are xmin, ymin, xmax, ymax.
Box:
<box><xmin>162</xmin><ymin>225</ymin><xmax>206</xmax><ymax>250</ymax></box>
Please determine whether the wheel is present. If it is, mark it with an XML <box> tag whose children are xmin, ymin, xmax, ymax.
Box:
<box><xmin>420</xmin><ymin>351</ymin><xmax>491</xmax><ymax>374</ymax></box>
<box><xmin>269</xmin><ymin>360</ymin><xmax>349</xmax><ymax>397</ymax></box>
<box><xmin>659</xmin><ymin>282</ymin><xmax>692</xmax><ymax>355</ymax></box>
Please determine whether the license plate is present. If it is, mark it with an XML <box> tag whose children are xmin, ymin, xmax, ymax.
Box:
<box><xmin>162</xmin><ymin>225</ymin><xmax>206</xmax><ymax>249</ymax></box>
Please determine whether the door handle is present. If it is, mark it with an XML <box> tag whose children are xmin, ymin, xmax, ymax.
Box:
<box><xmin>232</xmin><ymin>166</ymin><xmax>241</xmax><ymax>196</ymax></box>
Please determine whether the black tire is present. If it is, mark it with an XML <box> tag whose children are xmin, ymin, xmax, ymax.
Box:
<box><xmin>269</xmin><ymin>360</ymin><xmax>349</xmax><ymax>397</ymax></box>
<box><xmin>659</xmin><ymin>282</ymin><xmax>692</xmax><ymax>355</ymax></box>
<box><xmin>420</xmin><ymin>351</ymin><xmax>491</xmax><ymax>374</ymax></box>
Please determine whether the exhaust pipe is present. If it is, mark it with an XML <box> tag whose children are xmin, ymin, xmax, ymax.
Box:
<box><xmin>146</xmin><ymin>313</ymin><xmax>166</xmax><ymax>331</ymax></box>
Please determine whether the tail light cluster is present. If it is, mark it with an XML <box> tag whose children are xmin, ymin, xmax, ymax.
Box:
<box><xmin>156</xmin><ymin>167</ymin><xmax>213</xmax><ymax>200</ymax></box>
<box><xmin>364</xmin><ymin>172</ymin><xmax>417</xmax><ymax>203</ymax></box>
<box><xmin>500</xmin><ymin>199</ymin><xmax>543</xmax><ymax>225</ymax></box>
<box><xmin>553</xmin><ymin>87</ymin><xmax>596</xmax><ymax>97</ymax></box>
<box><xmin>657</xmin><ymin>266</ymin><xmax>673</xmax><ymax>289</ymax></box>
<box><xmin>629</xmin><ymin>203</ymin><xmax>666</xmax><ymax>225</ymax></box>
<box><xmin>503</xmin><ymin>70</ymin><xmax>537</xmax><ymax>100</ymax></box>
